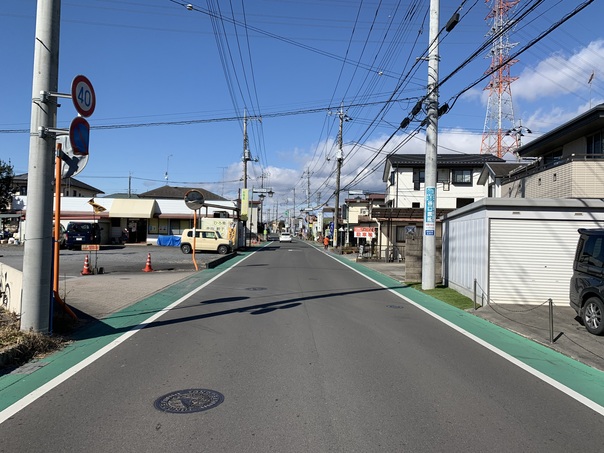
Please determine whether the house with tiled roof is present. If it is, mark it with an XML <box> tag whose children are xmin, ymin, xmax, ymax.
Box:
<box><xmin>138</xmin><ymin>185</ymin><xmax>226</xmax><ymax>201</ymax></box>
<box><xmin>12</xmin><ymin>173</ymin><xmax>104</xmax><ymax>198</ymax></box>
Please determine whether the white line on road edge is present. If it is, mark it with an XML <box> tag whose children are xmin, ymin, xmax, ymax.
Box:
<box><xmin>0</xmin><ymin>254</ymin><xmax>256</xmax><ymax>425</ymax></box>
<box><xmin>326</xmin><ymin>250</ymin><xmax>604</xmax><ymax>417</ymax></box>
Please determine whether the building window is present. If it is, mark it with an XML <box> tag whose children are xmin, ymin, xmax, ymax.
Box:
<box><xmin>538</xmin><ymin>178</ymin><xmax>541</xmax><ymax>186</ymax></box>
<box><xmin>413</xmin><ymin>169</ymin><xmax>425</xmax><ymax>190</ymax></box>
<box><xmin>412</xmin><ymin>202</ymin><xmax>420</xmax><ymax>208</ymax></box>
<box><xmin>553</xmin><ymin>173</ymin><xmax>557</xmax><ymax>182</ymax></box>
<box><xmin>437</xmin><ymin>169</ymin><xmax>449</xmax><ymax>183</ymax></box>
<box><xmin>389</xmin><ymin>171</ymin><xmax>396</xmax><ymax>185</ymax></box>
<box><xmin>452</xmin><ymin>169</ymin><xmax>472</xmax><ymax>185</ymax></box>
<box><xmin>456</xmin><ymin>198</ymin><xmax>474</xmax><ymax>208</ymax></box>
<box><xmin>396</xmin><ymin>226</ymin><xmax>406</xmax><ymax>242</ymax></box>
<box><xmin>587</xmin><ymin>132</ymin><xmax>603</xmax><ymax>155</ymax></box>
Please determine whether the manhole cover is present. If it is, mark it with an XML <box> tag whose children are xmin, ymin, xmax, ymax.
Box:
<box><xmin>386</xmin><ymin>305</ymin><xmax>404</xmax><ymax>309</ymax></box>
<box><xmin>245</xmin><ymin>287</ymin><xmax>266</xmax><ymax>291</ymax></box>
<box><xmin>154</xmin><ymin>389</ymin><xmax>224</xmax><ymax>414</ymax></box>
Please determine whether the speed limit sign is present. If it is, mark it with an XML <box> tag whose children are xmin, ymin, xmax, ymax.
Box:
<box><xmin>71</xmin><ymin>75</ymin><xmax>96</xmax><ymax>117</ymax></box>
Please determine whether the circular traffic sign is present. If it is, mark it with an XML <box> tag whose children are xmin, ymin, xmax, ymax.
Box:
<box><xmin>184</xmin><ymin>190</ymin><xmax>205</xmax><ymax>210</ymax></box>
<box><xmin>69</xmin><ymin>116</ymin><xmax>90</xmax><ymax>156</ymax></box>
<box><xmin>71</xmin><ymin>75</ymin><xmax>96</xmax><ymax>117</ymax></box>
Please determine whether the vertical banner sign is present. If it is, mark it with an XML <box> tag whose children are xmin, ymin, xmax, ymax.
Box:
<box><xmin>424</xmin><ymin>186</ymin><xmax>436</xmax><ymax>236</ymax></box>
<box><xmin>241</xmin><ymin>189</ymin><xmax>249</xmax><ymax>221</ymax></box>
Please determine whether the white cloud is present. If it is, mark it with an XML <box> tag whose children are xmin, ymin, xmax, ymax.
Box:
<box><xmin>514</xmin><ymin>40</ymin><xmax>604</xmax><ymax>102</ymax></box>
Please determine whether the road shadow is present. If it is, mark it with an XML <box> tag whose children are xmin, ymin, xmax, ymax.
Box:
<box><xmin>66</xmin><ymin>284</ymin><xmax>406</xmax><ymax>343</ymax></box>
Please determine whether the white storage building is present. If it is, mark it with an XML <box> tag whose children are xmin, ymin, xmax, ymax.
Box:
<box><xmin>442</xmin><ymin>198</ymin><xmax>604</xmax><ymax>305</ymax></box>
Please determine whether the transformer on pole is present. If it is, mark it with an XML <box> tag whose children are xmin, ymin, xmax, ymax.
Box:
<box><xmin>480</xmin><ymin>0</ymin><xmax>520</xmax><ymax>158</ymax></box>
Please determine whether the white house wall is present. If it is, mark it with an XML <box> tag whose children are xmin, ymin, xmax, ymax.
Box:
<box><xmin>391</xmin><ymin>168</ymin><xmax>489</xmax><ymax>209</ymax></box>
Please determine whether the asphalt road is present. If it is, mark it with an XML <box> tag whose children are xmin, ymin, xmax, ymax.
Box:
<box><xmin>0</xmin><ymin>243</ymin><xmax>219</xmax><ymax>275</ymax></box>
<box><xmin>1</xmin><ymin>240</ymin><xmax>603</xmax><ymax>451</ymax></box>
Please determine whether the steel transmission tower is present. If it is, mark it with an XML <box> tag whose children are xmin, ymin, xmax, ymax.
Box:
<box><xmin>481</xmin><ymin>0</ymin><xmax>519</xmax><ymax>158</ymax></box>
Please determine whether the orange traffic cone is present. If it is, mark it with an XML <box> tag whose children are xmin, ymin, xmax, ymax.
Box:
<box><xmin>142</xmin><ymin>252</ymin><xmax>153</xmax><ymax>272</ymax></box>
<box><xmin>81</xmin><ymin>254</ymin><xmax>92</xmax><ymax>275</ymax></box>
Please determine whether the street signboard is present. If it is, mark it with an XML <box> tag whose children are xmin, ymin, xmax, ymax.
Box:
<box><xmin>353</xmin><ymin>227</ymin><xmax>375</xmax><ymax>238</ymax></box>
<box><xmin>71</xmin><ymin>75</ymin><xmax>96</xmax><ymax>117</ymax></box>
<box><xmin>240</xmin><ymin>189</ymin><xmax>249</xmax><ymax>221</ymax></box>
<box><xmin>69</xmin><ymin>116</ymin><xmax>90</xmax><ymax>155</ymax></box>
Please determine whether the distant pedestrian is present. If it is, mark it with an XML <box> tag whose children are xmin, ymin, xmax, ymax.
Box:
<box><xmin>323</xmin><ymin>236</ymin><xmax>329</xmax><ymax>250</ymax></box>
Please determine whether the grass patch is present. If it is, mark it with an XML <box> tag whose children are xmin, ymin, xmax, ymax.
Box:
<box><xmin>409</xmin><ymin>283</ymin><xmax>474</xmax><ymax>310</ymax></box>
<box><xmin>0</xmin><ymin>308</ymin><xmax>69</xmax><ymax>370</ymax></box>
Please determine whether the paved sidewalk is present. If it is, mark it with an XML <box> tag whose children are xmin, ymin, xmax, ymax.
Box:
<box><xmin>60</xmin><ymin>270</ymin><xmax>196</xmax><ymax>321</ymax></box>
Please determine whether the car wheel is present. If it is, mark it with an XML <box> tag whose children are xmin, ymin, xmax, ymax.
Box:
<box><xmin>582</xmin><ymin>297</ymin><xmax>604</xmax><ymax>335</ymax></box>
<box><xmin>180</xmin><ymin>243</ymin><xmax>192</xmax><ymax>254</ymax></box>
<box><xmin>217</xmin><ymin>245</ymin><xmax>228</xmax><ymax>255</ymax></box>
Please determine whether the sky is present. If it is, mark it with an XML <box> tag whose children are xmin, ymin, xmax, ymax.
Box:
<box><xmin>1</xmin><ymin>0</ymin><xmax>603</xmax><ymax>217</ymax></box>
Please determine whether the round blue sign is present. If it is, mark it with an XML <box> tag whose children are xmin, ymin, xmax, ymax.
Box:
<box><xmin>69</xmin><ymin>117</ymin><xmax>90</xmax><ymax>156</ymax></box>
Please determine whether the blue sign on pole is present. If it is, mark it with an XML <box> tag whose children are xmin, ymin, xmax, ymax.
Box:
<box><xmin>424</xmin><ymin>186</ymin><xmax>436</xmax><ymax>235</ymax></box>
<box><xmin>329</xmin><ymin>221</ymin><xmax>334</xmax><ymax>237</ymax></box>
<box><xmin>69</xmin><ymin>117</ymin><xmax>90</xmax><ymax>156</ymax></box>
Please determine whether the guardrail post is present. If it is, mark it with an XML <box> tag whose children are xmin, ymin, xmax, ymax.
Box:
<box><xmin>473</xmin><ymin>279</ymin><xmax>477</xmax><ymax>311</ymax></box>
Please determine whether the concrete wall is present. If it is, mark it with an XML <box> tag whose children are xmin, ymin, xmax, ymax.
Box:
<box><xmin>0</xmin><ymin>263</ymin><xmax>23</xmax><ymax>315</ymax></box>
<box><xmin>404</xmin><ymin>232</ymin><xmax>442</xmax><ymax>284</ymax></box>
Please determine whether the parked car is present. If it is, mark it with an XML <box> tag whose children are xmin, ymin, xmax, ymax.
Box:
<box><xmin>64</xmin><ymin>222</ymin><xmax>102</xmax><ymax>250</ymax></box>
<box><xmin>52</xmin><ymin>223</ymin><xmax>66</xmax><ymax>248</ymax></box>
<box><xmin>570</xmin><ymin>228</ymin><xmax>604</xmax><ymax>335</ymax></box>
<box><xmin>179</xmin><ymin>229</ymin><xmax>233</xmax><ymax>255</ymax></box>
<box><xmin>279</xmin><ymin>231</ymin><xmax>292</xmax><ymax>243</ymax></box>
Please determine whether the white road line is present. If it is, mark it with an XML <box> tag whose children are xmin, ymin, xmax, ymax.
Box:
<box><xmin>327</xmin><ymin>250</ymin><xmax>604</xmax><ymax>417</ymax></box>
<box><xmin>0</xmin><ymin>254</ymin><xmax>255</xmax><ymax>425</ymax></box>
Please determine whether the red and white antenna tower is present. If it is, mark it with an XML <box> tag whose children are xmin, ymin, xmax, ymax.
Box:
<box><xmin>480</xmin><ymin>0</ymin><xmax>520</xmax><ymax>158</ymax></box>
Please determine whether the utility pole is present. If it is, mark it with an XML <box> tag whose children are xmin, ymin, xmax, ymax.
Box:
<box><xmin>21</xmin><ymin>0</ymin><xmax>61</xmax><ymax>332</ymax></box>
<box><xmin>422</xmin><ymin>0</ymin><xmax>439</xmax><ymax>290</ymax></box>
<box><xmin>303</xmin><ymin>168</ymin><xmax>311</xmax><ymax>208</ymax></box>
<box><xmin>333</xmin><ymin>104</ymin><xmax>351</xmax><ymax>249</ymax></box>
<box><xmin>241</xmin><ymin>109</ymin><xmax>259</xmax><ymax>248</ymax></box>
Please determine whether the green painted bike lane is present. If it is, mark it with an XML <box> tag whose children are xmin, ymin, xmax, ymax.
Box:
<box><xmin>0</xmin><ymin>252</ymin><xmax>253</xmax><ymax>415</ymax></box>
<box><xmin>331</xmin><ymin>253</ymin><xmax>604</xmax><ymax>414</ymax></box>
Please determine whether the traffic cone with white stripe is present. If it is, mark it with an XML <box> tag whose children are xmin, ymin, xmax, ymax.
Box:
<box><xmin>142</xmin><ymin>252</ymin><xmax>153</xmax><ymax>272</ymax></box>
<box><xmin>81</xmin><ymin>254</ymin><xmax>92</xmax><ymax>275</ymax></box>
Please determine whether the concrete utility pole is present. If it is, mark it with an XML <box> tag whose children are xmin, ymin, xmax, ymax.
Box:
<box><xmin>303</xmin><ymin>168</ymin><xmax>311</xmax><ymax>208</ymax></box>
<box><xmin>21</xmin><ymin>0</ymin><xmax>62</xmax><ymax>332</ymax></box>
<box><xmin>241</xmin><ymin>109</ymin><xmax>260</xmax><ymax>189</ymax></box>
<box><xmin>333</xmin><ymin>104</ymin><xmax>351</xmax><ymax>249</ymax></box>
<box><xmin>422</xmin><ymin>0</ymin><xmax>439</xmax><ymax>290</ymax></box>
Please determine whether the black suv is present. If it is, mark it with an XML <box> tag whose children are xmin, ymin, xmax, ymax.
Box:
<box><xmin>570</xmin><ymin>228</ymin><xmax>604</xmax><ymax>335</ymax></box>
<box><xmin>64</xmin><ymin>222</ymin><xmax>101</xmax><ymax>250</ymax></box>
